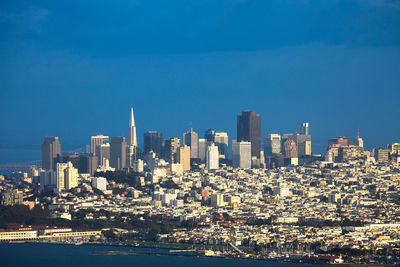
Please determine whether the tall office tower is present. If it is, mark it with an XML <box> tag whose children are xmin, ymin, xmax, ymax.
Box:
<box><xmin>164</xmin><ymin>137</ymin><xmax>180</xmax><ymax>163</ymax></box>
<box><xmin>183</xmin><ymin>127</ymin><xmax>199</xmax><ymax>159</ymax></box>
<box><xmin>204</xmin><ymin>128</ymin><xmax>215</xmax><ymax>142</ymax></box>
<box><xmin>144</xmin><ymin>131</ymin><xmax>163</xmax><ymax>157</ymax></box>
<box><xmin>198</xmin><ymin>138</ymin><xmax>207</xmax><ymax>161</ymax></box>
<box><xmin>206</xmin><ymin>143</ymin><xmax>219</xmax><ymax>171</ymax></box>
<box><xmin>214</xmin><ymin>132</ymin><xmax>229</xmax><ymax>159</ymax></box>
<box><xmin>42</xmin><ymin>137</ymin><xmax>62</xmax><ymax>170</ymax></box>
<box><xmin>110</xmin><ymin>137</ymin><xmax>126</xmax><ymax>170</ymax></box>
<box><xmin>296</xmin><ymin>122</ymin><xmax>312</xmax><ymax>157</ymax></box>
<box><xmin>299</xmin><ymin>122</ymin><xmax>309</xmax><ymax>135</ymax></box>
<box><xmin>177</xmin><ymin>145</ymin><xmax>191</xmax><ymax>171</ymax></box>
<box><xmin>95</xmin><ymin>143</ymin><xmax>110</xmax><ymax>166</ymax></box>
<box><xmin>232</xmin><ymin>140</ymin><xmax>251</xmax><ymax>169</ymax></box>
<box><xmin>328</xmin><ymin>137</ymin><xmax>351</xmax><ymax>147</ymax></box>
<box><xmin>237</xmin><ymin>111</ymin><xmax>261</xmax><ymax>158</ymax></box>
<box><xmin>64</xmin><ymin>162</ymin><xmax>78</xmax><ymax>190</ymax></box>
<box><xmin>283</xmin><ymin>139</ymin><xmax>298</xmax><ymax>158</ymax></box>
<box><xmin>128</xmin><ymin>107</ymin><xmax>138</xmax><ymax>147</ymax></box>
<box><xmin>79</xmin><ymin>153</ymin><xmax>98</xmax><ymax>175</ymax></box>
<box><xmin>264</xmin><ymin>134</ymin><xmax>281</xmax><ymax>156</ymax></box>
<box><xmin>90</xmin><ymin>135</ymin><xmax>109</xmax><ymax>154</ymax></box>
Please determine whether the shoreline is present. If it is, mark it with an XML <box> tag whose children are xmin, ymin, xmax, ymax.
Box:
<box><xmin>7</xmin><ymin>240</ymin><xmax>397</xmax><ymax>266</ymax></box>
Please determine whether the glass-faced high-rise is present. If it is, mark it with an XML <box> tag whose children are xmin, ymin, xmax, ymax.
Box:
<box><xmin>143</xmin><ymin>131</ymin><xmax>163</xmax><ymax>158</ymax></box>
<box><xmin>42</xmin><ymin>136</ymin><xmax>61</xmax><ymax>170</ymax></box>
<box><xmin>237</xmin><ymin>111</ymin><xmax>261</xmax><ymax>158</ymax></box>
<box><xmin>183</xmin><ymin>128</ymin><xmax>199</xmax><ymax>159</ymax></box>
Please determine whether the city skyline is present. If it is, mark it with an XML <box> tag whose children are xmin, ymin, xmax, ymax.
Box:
<box><xmin>0</xmin><ymin>106</ymin><xmax>398</xmax><ymax>165</ymax></box>
<box><xmin>1</xmin><ymin>1</ymin><xmax>400</xmax><ymax>264</ymax></box>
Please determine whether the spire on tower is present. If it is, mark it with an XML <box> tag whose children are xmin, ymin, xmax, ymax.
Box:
<box><xmin>128</xmin><ymin>107</ymin><xmax>137</xmax><ymax>146</ymax></box>
<box><xmin>130</xmin><ymin>107</ymin><xmax>135</xmax><ymax>127</ymax></box>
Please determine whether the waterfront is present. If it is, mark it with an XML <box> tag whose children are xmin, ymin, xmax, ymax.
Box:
<box><xmin>1</xmin><ymin>243</ymin><xmax>327</xmax><ymax>267</ymax></box>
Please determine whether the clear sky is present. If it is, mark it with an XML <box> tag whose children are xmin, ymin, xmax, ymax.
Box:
<box><xmin>1</xmin><ymin>0</ymin><xmax>399</xmax><ymax>164</ymax></box>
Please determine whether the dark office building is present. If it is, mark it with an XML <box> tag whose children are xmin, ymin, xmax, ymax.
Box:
<box><xmin>41</xmin><ymin>136</ymin><xmax>62</xmax><ymax>170</ymax></box>
<box><xmin>110</xmin><ymin>137</ymin><xmax>126</xmax><ymax>170</ymax></box>
<box><xmin>164</xmin><ymin>137</ymin><xmax>180</xmax><ymax>163</ymax></box>
<box><xmin>79</xmin><ymin>153</ymin><xmax>98</xmax><ymax>175</ymax></box>
<box><xmin>204</xmin><ymin>128</ymin><xmax>215</xmax><ymax>142</ymax></box>
<box><xmin>143</xmin><ymin>131</ymin><xmax>163</xmax><ymax>158</ymax></box>
<box><xmin>237</xmin><ymin>111</ymin><xmax>261</xmax><ymax>158</ymax></box>
<box><xmin>62</xmin><ymin>152</ymin><xmax>80</xmax><ymax>169</ymax></box>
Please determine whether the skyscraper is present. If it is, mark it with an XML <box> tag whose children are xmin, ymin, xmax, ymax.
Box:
<box><xmin>128</xmin><ymin>107</ymin><xmax>137</xmax><ymax>147</ymax></box>
<box><xmin>55</xmin><ymin>162</ymin><xmax>68</xmax><ymax>190</ymax></box>
<box><xmin>283</xmin><ymin>139</ymin><xmax>298</xmax><ymax>158</ymax></box>
<box><xmin>126</xmin><ymin>108</ymin><xmax>139</xmax><ymax>168</ymax></box>
<box><xmin>198</xmin><ymin>138</ymin><xmax>207</xmax><ymax>161</ymax></box>
<box><xmin>299</xmin><ymin>122</ymin><xmax>309</xmax><ymax>135</ymax></box>
<box><xmin>42</xmin><ymin>137</ymin><xmax>62</xmax><ymax>170</ymax></box>
<box><xmin>110</xmin><ymin>137</ymin><xmax>126</xmax><ymax>170</ymax></box>
<box><xmin>78</xmin><ymin>153</ymin><xmax>98</xmax><ymax>175</ymax></box>
<box><xmin>232</xmin><ymin>140</ymin><xmax>251</xmax><ymax>169</ymax></box>
<box><xmin>95</xmin><ymin>143</ymin><xmax>110</xmax><ymax>166</ymax></box>
<box><xmin>264</xmin><ymin>134</ymin><xmax>281</xmax><ymax>156</ymax></box>
<box><xmin>237</xmin><ymin>111</ymin><xmax>261</xmax><ymax>158</ymax></box>
<box><xmin>296</xmin><ymin>122</ymin><xmax>311</xmax><ymax>157</ymax></box>
<box><xmin>214</xmin><ymin>132</ymin><xmax>229</xmax><ymax>159</ymax></box>
<box><xmin>144</xmin><ymin>131</ymin><xmax>163</xmax><ymax>157</ymax></box>
<box><xmin>64</xmin><ymin>162</ymin><xmax>78</xmax><ymax>190</ymax></box>
<box><xmin>90</xmin><ymin>134</ymin><xmax>109</xmax><ymax>155</ymax></box>
<box><xmin>206</xmin><ymin>143</ymin><xmax>219</xmax><ymax>171</ymax></box>
<box><xmin>183</xmin><ymin>127</ymin><xmax>199</xmax><ymax>159</ymax></box>
<box><xmin>177</xmin><ymin>145</ymin><xmax>191</xmax><ymax>171</ymax></box>
<box><xmin>204</xmin><ymin>128</ymin><xmax>215</xmax><ymax>142</ymax></box>
<box><xmin>164</xmin><ymin>137</ymin><xmax>180</xmax><ymax>163</ymax></box>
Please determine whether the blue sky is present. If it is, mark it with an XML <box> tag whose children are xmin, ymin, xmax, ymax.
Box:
<box><xmin>0</xmin><ymin>0</ymin><xmax>399</xmax><ymax>163</ymax></box>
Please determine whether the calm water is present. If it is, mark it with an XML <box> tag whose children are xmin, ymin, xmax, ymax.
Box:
<box><xmin>0</xmin><ymin>243</ymin><xmax>326</xmax><ymax>267</ymax></box>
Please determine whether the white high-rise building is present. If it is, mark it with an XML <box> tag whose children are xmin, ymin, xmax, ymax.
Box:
<box><xmin>206</xmin><ymin>143</ymin><xmax>219</xmax><ymax>171</ymax></box>
<box><xmin>91</xmin><ymin>135</ymin><xmax>109</xmax><ymax>155</ymax></box>
<box><xmin>56</xmin><ymin>162</ymin><xmax>78</xmax><ymax>190</ymax></box>
<box><xmin>232</xmin><ymin>141</ymin><xmax>251</xmax><ymax>169</ymax></box>
<box><xmin>56</xmin><ymin>162</ymin><xmax>68</xmax><ymax>190</ymax></box>
<box><xmin>64</xmin><ymin>163</ymin><xmax>78</xmax><ymax>190</ymax></box>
